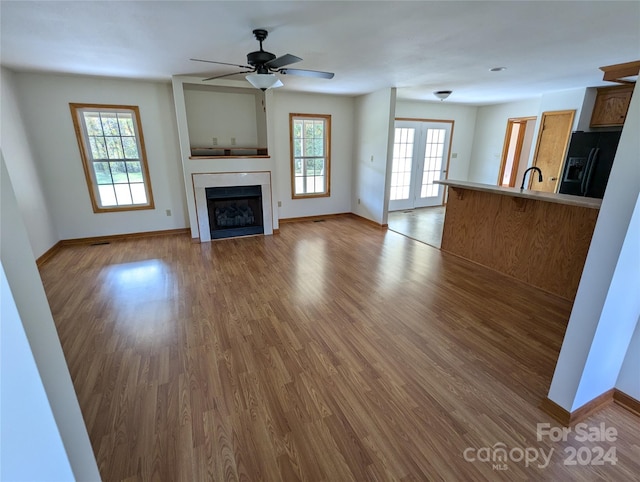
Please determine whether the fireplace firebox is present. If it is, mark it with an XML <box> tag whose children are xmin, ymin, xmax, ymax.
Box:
<box><xmin>206</xmin><ymin>185</ymin><xmax>264</xmax><ymax>239</ymax></box>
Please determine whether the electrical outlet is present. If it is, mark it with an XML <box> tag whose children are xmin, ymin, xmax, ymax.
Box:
<box><xmin>165</xmin><ymin>209</ymin><xmax>172</xmax><ymax>216</ymax></box>
<box><xmin>212</xmin><ymin>137</ymin><xmax>218</xmax><ymax>146</ymax></box>
<box><xmin>452</xmin><ymin>153</ymin><xmax>458</xmax><ymax>158</ymax></box>
<box><xmin>358</xmin><ymin>198</ymin><xmax>361</xmax><ymax>204</ymax></box>
<box><xmin>370</xmin><ymin>155</ymin><xmax>374</xmax><ymax>162</ymax></box>
<box><xmin>277</xmin><ymin>201</ymin><xmax>282</xmax><ymax>207</ymax></box>
<box><xmin>231</xmin><ymin>137</ymin><xmax>236</xmax><ymax>146</ymax></box>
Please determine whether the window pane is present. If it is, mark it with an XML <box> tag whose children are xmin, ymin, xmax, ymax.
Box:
<box><xmin>313</xmin><ymin>138</ymin><xmax>324</xmax><ymax>156</ymax></box>
<box><xmin>304</xmin><ymin>120</ymin><xmax>314</xmax><ymax>138</ymax></box>
<box><xmin>304</xmin><ymin>140</ymin><xmax>314</xmax><ymax>157</ymax></box>
<box><xmin>126</xmin><ymin>161</ymin><xmax>143</xmax><ymax>182</ymax></box>
<box><xmin>117</xmin><ymin>114</ymin><xmax>135</xmax><ymax>136</ymax></box>
<box><xmin>110</xmin><ymin>162</ymin><xmax>128</xmax><ymax>183</ymax></box>
<box><xmin>93</xmin><ymin>162</ymin><xmax>112</xmax><ymax>184</ymax></box>
<box><xmin>130</xmin><ymin>183</ymin><xmax>147</xmax><ymax>204</ymax></box>
<box><xmin>84</xmin><ymin>113</ymin><xmax>103</xmax><ymax>136</ymax></box>
<box><xmin>122</xmin><ymin>137</ymin><xmax>139</xmax><ymax>159</ymax></box>
<box><xmin>101</xmin><ymin>114</ymin><xmax>120</xmax><ymax>136</ymax></box>
<box><xmin>98</xmin><ymin>185</ymin><xmax>117</xmax><ymax>206</ymax></box>
<box><xmin>89</xmin><ymin>137</ymin><xmax>108</xmax><ymax>159</ymax></box>
<box><xmin>305</xmin><ymin>159</ymin><xmax>315</xmax><ymax>176</ymax></box>
<box><xmin>106</xmin><ymin>137</ymin><xmax>124</xmax><ymax>159</ymax></box>
<box><xmin>73</xmin><ymin>105</ymin><xmax>153</xmax><ymax>212</ymax></box>
<box><xmin>114</xmin><ymin>184</ymin><xmax>133</xmax><ymax>205</ymax></box>
<box><xmin>290</xmin><ymin>115</ymin><xmax>329</xmax><ymax>198</ymax></box>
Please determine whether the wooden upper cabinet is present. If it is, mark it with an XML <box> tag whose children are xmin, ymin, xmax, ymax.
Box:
<box><xmin>590</xmin><ymin>84</ymin><xmax>634</xmax><ymax>127</ymax></box>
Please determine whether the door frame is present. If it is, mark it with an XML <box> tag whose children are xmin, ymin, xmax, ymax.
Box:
<box><xmin>394</xmin><ymin>117</ymin><xmax>454</xmax><ymax>207</ymax></box>
<box><xmin>529</xmin><ymin>110</ymin><xmax>575</xmax><ymax>191</ymax></box>
<box><xmin>497</xmin><ymin>116</ymin><xmax>537</xmax><ymax>187</ymax></box>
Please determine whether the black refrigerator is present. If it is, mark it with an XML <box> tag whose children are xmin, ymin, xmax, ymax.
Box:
<box><xmin>558</xmin><ymin>131</ymin><xmax>621</xmax><ymax>199</ymax></box>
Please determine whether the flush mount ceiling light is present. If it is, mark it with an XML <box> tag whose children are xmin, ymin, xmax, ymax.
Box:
<box><xmin>245</xmin><ymin>73</ymin><xmax>283</xmax><ymax>91</ymax></box>
<box><xmin>433</xmin><ymin>90</ymin><xmax>452</xmax><ymax>101</ymax></box>
<box><xmin>490</xmin><ymin>66</ymin><xmax>507</xmax><ymax>72</ymax></box>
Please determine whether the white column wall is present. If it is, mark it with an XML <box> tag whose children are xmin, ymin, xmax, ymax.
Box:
<box><xmin>352</xmin><ymin>88</ymin><xmax>396</xmax><ymax>225</ymax></box>
<box><xmin>547</xmin><ymin>85</ymin><xmax>640</xmax><ymax>411</ymax></box>
<box><xmin>1</xmin><ymin>155</ymin><xmax>100</xmax><ymax>480</ymax></box>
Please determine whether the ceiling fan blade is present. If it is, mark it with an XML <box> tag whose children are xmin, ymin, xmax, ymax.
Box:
<box><xmin>203</xmin><ymin>70</ymin><xmax>254</xmax><ymax>81</ymax></box>
<box><xmin>278</xmin><ymin>68</ymin><xmax>335</xmax><ymax>79</ymax></box>
<box><xmin>266</xmin><ymin>54</ymin><xmax>302</xmax><ymax>69</ymax></box>
<box><xmin>191</xmin><ymin>58</ymin><xmax>252</xmax><ymax>69</ymax></box>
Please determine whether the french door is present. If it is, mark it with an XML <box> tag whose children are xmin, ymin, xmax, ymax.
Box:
<box><xmin>388</xmin><ymin>120</ymin><xmax>451</xmax><ymax>211</ymax></box>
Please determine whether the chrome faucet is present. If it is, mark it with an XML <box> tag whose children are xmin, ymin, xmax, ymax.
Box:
<box><xmin>520</xmin><ymin>167</ymin><xmax>543</xmax><ymax>190</ymax></box>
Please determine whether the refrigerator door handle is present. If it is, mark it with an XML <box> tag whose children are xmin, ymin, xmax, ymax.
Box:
<box><xmin>581</xmin><ymin>148</ymin><xmax>595</xmax><ymax>195</ymax></box>
<box><xmin>583</xmin><ymin>148</ymin><xmax>600</xmax><ymax>196</ymax></box>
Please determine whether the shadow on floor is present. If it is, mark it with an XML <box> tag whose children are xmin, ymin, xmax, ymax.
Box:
<box><xmin>387</xmin><ymin>206</ymin><xmax>445</xmax><ymax>248</ymax></box>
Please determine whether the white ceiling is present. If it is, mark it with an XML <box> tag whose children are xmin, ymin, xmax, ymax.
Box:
<box><xmin>1</xmin><ymin>1</ymin><xmax>638</xmax><ymax>105</ymax></box>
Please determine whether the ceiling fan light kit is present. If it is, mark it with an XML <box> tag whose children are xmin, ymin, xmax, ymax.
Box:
<box><xmin>434</xmin><ymin>90</ymin><xmax>452</xmax><ymax>101</ymax></box>
<box><xmin>193</xmin><ymin>29</ymin><xmax>334</xmax><ymax>90</ymax></box>
<box><xmin>246</xmin><ymin>73</ymin><xmax>283</xmax><ymax>90</ymax></box>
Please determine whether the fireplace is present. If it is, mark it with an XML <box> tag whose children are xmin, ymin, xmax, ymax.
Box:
<box><xmin>192</xmin><ymin>171</ymin><xmax>273</xmax><ymax>242</ymax></box>
<box><xmin>206</xmin><ymin>185</ymin><xmax>264</xmax><ymax>239</ymax></box>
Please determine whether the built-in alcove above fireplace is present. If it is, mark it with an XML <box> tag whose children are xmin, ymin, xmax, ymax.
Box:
<box><xmin>193</xmin><ymin>172</ymin><xmax>273</xmax><ymax>242</ymax></box>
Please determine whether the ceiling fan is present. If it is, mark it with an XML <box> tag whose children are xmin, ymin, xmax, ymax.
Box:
<box><xmin>191</xmin><ymin>29</ymin><xmax>334</xmax><ymax>90</ymax></box>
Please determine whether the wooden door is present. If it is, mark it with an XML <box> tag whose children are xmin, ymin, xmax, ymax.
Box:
<box><xmin>498</xmin><ymin>117</ymin><xmax>535</xmax><ymax>187</ymax></box>
<box><xmin>529</xmin><ymin>110</ymin><xmax>575</xmax><ymax>192</ymax></box>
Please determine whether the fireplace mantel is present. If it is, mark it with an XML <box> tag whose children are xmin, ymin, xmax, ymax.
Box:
<box><xmin>193</xmin><ymin>172</ymin><xmax>273</xmax><ymax>242</ymax></box>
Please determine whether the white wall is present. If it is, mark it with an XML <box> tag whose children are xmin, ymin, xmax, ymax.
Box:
<box><xmin>352</xmin><ymin>88</ymin><xmax>396</xmax><ymax>225</ymax></box>
<box><xmin>468</xmin><ymin>98</ymin><xmax>541</xmax><ymax>183</ymax></box>
<box><xmin>548</xmin><ymin>85</ymin><xmax>640</xmax><ymax>411</ymax></box>
<box><xmin>572</xmin><ymin>192</ymin><xmax>639</xmax><ymax>407</ymax></box>
<box><xmin>536</xmin><ymin>87</ymin><xmax>587</xmax><ymax>133</ymax></box>
<box><xmin>617</xmin><ymin>315</ymin><xmax>640</xmax><ymax>400</ymax></box>
<box><xmin>0</xmin><ymin>68</ymin><xmax>58</xmax><ymax>257</ymax></box>
<box><xmin>13</xmin><ymin>72</ymin><xmax>188</xmax><ymax>239</ymax></box>
<box><xmin>1</xmin><ymin>155</ymin><xmax>100</xmax><ymax>480</ymax></box>
<box><xmin>394</xmin><ymin>100</ymin><xmax>478</xmax><ymax>181</ymax></box>
<box><xmin>1</xmin><ymin>262</ymin><xmax>74</xmax><ymax>481</ymax></box>
<box><xmin>270</xmin><ymin>91</ymin><xmax>355</xmax><ymax>220</ymax></box>
<box><xmin>184</xmin><ymin>86</ymin><xmax>259</xmax><ymax>148</ymax></box>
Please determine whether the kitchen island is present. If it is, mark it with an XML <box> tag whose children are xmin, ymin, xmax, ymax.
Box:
<box><xmin>435</xmin><ymin>180</ymin><xmax>601</xmax><ymax>300</ymax></box>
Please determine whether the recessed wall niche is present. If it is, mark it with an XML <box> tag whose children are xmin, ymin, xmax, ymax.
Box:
<box><xmin>183</xmin><ymin>84</ymin><xmax>268</xmax><ymax>157</ymax></box>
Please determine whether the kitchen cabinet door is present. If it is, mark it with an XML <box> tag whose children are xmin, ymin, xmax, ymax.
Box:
<box><xmin>590</xmin><ymin>85</ymin><xmax>634</xmax><ymax>127</ymax></box>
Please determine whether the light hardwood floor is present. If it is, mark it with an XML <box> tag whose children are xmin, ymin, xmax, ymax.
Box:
<box><xmin>388</xmin><ymin>206</ymin><xmax>445</xmax><ymax>248</ymax></box>
<box><xmin>39</xmin><ymin>217</ymin><xmax>640</xmax><ymax>481</ymax></box>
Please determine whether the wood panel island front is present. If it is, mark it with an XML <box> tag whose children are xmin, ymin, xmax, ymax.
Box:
<box><xmin>435</xmin><ymin>180</ymin><xmax>601</xmax><ymax>301</ymax></box>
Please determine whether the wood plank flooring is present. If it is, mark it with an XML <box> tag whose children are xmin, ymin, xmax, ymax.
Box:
<box><xmin>39</xmin><ymin>217</ymin><xmax>640</xmax><ymax>481</ymax></box>
<box><xmin>388</xmin><ymin>206</ymin><xmax>445</xmax><ymax>248</ymax></box>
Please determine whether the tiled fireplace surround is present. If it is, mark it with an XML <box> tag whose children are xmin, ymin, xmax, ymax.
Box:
<box><xmin>193</xmin><ymin>171</ymin><xmax>274</xmax><ymax>242</ymax></box>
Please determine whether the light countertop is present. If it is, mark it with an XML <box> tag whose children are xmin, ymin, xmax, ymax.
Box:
<box><xmin>435</xmin><ymin>180</ymin><xmax>602</xmax><ymax>210</ymax></box>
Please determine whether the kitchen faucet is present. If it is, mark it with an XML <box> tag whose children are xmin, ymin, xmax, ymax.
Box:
<box><xmin>520</xmin><ymin>167</ymin><xmax>543</xmax><ymax>190</ymax></box>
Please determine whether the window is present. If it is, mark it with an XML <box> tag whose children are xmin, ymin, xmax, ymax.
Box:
<box><xmin>70</xmin><ymin>104</ymin><xmax>154</xmax><ymax>212</ymax></box>
<box><xmin>290</xmin><ymin>113</ymin><xmax>331</xmax><ymax>198</ymax></box>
